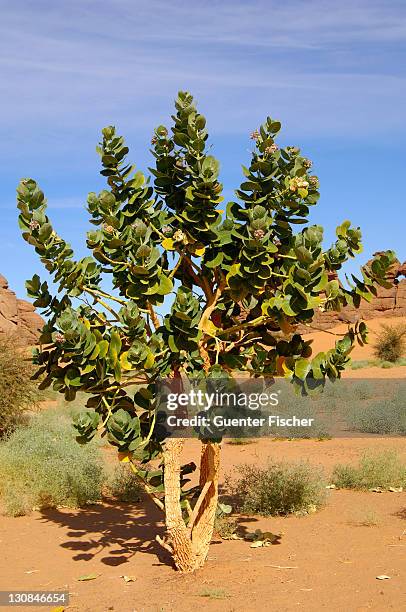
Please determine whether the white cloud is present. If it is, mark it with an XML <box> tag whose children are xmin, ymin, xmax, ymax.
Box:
<box><xmin>0</xmin><ymin>0</ymin><xmax>405</xmax><ymax>146</ymax></box>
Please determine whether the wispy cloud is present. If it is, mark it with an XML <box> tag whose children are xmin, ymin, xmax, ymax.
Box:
<box><xmin>1</xmin><ymin>0</ymin><xmax>405</xmax><ymax>147</ymax></box>
<box><xmin>1</xmin><ymin>1</ymin><xmax>405</xmax><ymax>299</ymax></box>
<box><xmin>4</xmin><ymin>1</ymin><xmax>406</xmax><ymax>49</ymax></box>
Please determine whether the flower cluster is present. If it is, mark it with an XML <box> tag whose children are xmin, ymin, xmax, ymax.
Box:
<box><xmin>265</xmin><ymin>143</ymin><xmax>279</xmax><ymax>155</ymax></box>
<box><xmin>29</xmin><ymin>219</ymin><xmax>40</xmax><ymax>231</ymax></box>
<box><xmin>252</xmin><ymin>228</ymin><xmax>265</xmax><ymax>240</ymax></box>
<box><xmin>173</xmin><ymin>229</ymin><xmax>186</xmax><ymax>243</ymax></box>
<box><xmin>289</xmin><ymin>177</ymin><xmax>309</xmax><ymax>192</ymax></box>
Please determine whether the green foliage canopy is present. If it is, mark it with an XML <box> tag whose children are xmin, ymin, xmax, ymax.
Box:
<box><xmin>17</xmin><ymin>91</ymin><xmax>396</xmax><ymax>459</ymax></box>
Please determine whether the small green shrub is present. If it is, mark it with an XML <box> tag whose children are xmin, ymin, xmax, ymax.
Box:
<box><xmin>214</xmin><ymin>514</ymin><xmax>238</xmax><ymax>539</ymax></box>
<box><xmin>351</xmin><ymin>357</ymin><xmax>406</xmax><ymax>369</ymax></box>
<box><xmin>106</xmin><ymin>464</ymin><xmax>142</xmax><ymax>502</ymax></box>
<box><xmin>332</xmin><ymin>451</ymin><xmax>406</xmax><ymax>490</ymax></box>
<box><xmin>227</xmin><ymin>461</ymin><xmax>327</xmax><ymax>516</ymax></box>
<box><xmin>380</xmin><ymin>360</ymin><xmax>395</xmax><ymax>369</ymax></box>
<box><xmin>351</xmin><ymin>508</ymin><xmax>381</xmax><ymax>527</ymax></box>
<box><xmin>331</xmin><ymin>464</ymin><xmax>359</xmax><ymax>489</ymax></box>
<box><xmin>0</xmin><ymin>336</ymin><xmax>39</xmax><ymax>437</ymax></box>
<box><xmin>267</xmin><ymin>385</ymin><xmax>335</xmax><ymax>438</ymax></box>
<box><xmin>199</xmin><ymin>588</ymin><xmax>229</xmax><ymax>600</ymax></box>
<box><xmin>351</xmin><ymin>381</ymin><xmax>375</xmax><ymax>401</ymax></box>
<box><xmin>350</xmin><ymin>360</ymin><xmax>372</xmax><ymax>370</ymax></box>
<box><xmin>373</xmin><ymin>323</ymin><xmax>406</xmax><ymax>363</ymax></box>
<box><xmin>0</xmin><ymin>411</ymin><xmax>104</xmax><ymax>516</ymax></box>
<box><xmin>346</xmin><ymin>386</ymin><xmax>406</xmax><ymax>435</ymax></box>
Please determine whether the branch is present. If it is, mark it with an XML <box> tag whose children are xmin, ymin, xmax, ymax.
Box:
<box><xmin>198</xmin><ymin>276</ymin><xmax>226</xmax><ymax>334</ymax></box>
<box><xmin>270</xmin><ymin>271</ymin><xmax>289</xmax><ymax>279</ymax></box>
<box><xmin>217</xmin><ymin>315</ymin><xmax>273</xmax><ymax>338</ymax></box>
<box><xmin>128</xmin><ymin>460</ymin><xmax>165</xmax><ymax>512</ymax></box>
<box><xmin>87</xmin><ymin>375</ymin><xmax>150</xmax><ymax>393</ymax></box>
<box><xmin>83</xmin><ymin>286</ymin><xmax>126</xmax><ymax>306</ymax></box>
<box><xmin>78</xmin><ymin>296</ymin><xmax>110</xmax><ymax>326</ymax></box>
<box><xmin>302</xmin><ymin>323</ymin><xmax>351</xmax><ymax>337</ymax></box>
<box><xmin>155</xmin><ymin>534</ymin><xmax>173</xmax><ymax>553</ymax></box>
<box><xmin>93</xmin><ymin>248</ymin><xmax>130</xmax><ymax>269</ymax></box>
<box><xmin>147</xmin><ymin>302</ymin><xmax>161</xmax><ymax>330</ymax></box>
<box><xmin>169</xmin><ymin>255</ymin><xmax>184</xmax><ymax>279</ymax></box>
<box><xmin>224</xmin><ymin>333</ymin><xmax>262</xmax><ymax>352</ymax></box>
<box><xmin>82</xmin><ymin>287</ymin><xmax>121</xmax><ymax>320</ymax></box>
<box><xmin>187</xmin><ymin>480</ymin><xmax>212</xmax><ymax>534</ymax></box>
<box><xmin>182</xmin><ymin>253</ymin><xmax>213</xmax><ymax>301</ymax></box>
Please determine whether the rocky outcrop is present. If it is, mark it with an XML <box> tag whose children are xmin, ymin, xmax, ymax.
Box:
<box><xmin>300</xmin><ymin>257</ymin><xmax>406</xmax><ymax>332</ymax></box>
<box><xmin>0</xmin><ymin>275</ymin><xmax>43</xmax><ymax>345</ymax></box>
<box><xmin>1</xmin><ymin>256</ymin><xmax>404</xmax><ymax>345</ymax></box>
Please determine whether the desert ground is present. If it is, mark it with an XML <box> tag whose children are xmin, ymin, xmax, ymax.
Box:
<box><xmin>0</xmin><ymin>317</ymin><xmax>405</xmax><ymax>612</ymax></box>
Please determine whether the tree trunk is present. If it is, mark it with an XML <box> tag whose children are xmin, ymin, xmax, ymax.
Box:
<box><xmin>163</xmin><ymin>439</ymin><xmax>196</xmax><ymax>572</ymax></box>
<box><xmin>189</xmin><ymin>441</ymin><xmax>221</xmax><ymax>567</ymax></box>
<box><xmin>163</xmin><ymin>439</ymin><xmax>221</xmax><ymax>572</ymax></box>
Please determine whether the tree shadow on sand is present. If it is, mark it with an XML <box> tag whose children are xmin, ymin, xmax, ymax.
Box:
<box><xmin>39</xmin><ymin>499</ymin><xmax>172</xmax><ymax>568</ymax></box>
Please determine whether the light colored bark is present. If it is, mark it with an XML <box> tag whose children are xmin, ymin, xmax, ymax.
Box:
<box><xmin>162</xmin><ymin>438</ymin><xmax>221</xmax><ymax>572</ymax></box>
<box><xmin>162</xmin><ymin>439</ymin><xmax>196</xmax><ymax>572</ymax></box>
<box><xmin>189</xmin><ymin>441</ymin><xmax>221</xmax><ymax>567</ymax></box>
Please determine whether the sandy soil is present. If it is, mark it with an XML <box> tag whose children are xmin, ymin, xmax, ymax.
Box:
<box><xmin>0</xmin><ymin>437</ymin><xmax>405</xmax><ymax>612</ymax></box>
<box><xmin>0</xmin><ymin>317</ymin><xmax>405</xmax><ymax>611</ymax></box>
<box><xmin>344</xmin><ymin>365</ymin><xmax>406</xmax><ymax>379</ymax></box>
<box><xmin>307</xmin><ymin>315</ymin><xmax>406</xmax><ymax>362</ymax></box>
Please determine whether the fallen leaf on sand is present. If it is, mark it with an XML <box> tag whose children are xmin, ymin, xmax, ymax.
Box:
<box><xmin>245</xmin><ymin>529</ymin><xmax>282</xmax><ymax>546</ymax></box>
<box><xmin>120</xmin><ymin>575</ymin><xmax>136</xmax><ymax>583</ymax></box>
<box><xmin>266</xmin><ymin>565</ymin><xmax>298</xmax><ymax>570</ymax></box>
<box><xmin>376</xmin><ymin>575</ymin><xmax>391</xmax><ymax>580</ymax></box>
<box><xmin>51</xmin><ymin>607</ymin><xmax>65</xmax><ymax>612</ymax></box>
<box><xmin>77</xmin><ymin>573</ymin><xmax>100</xmax><ymax>581</ymax></box>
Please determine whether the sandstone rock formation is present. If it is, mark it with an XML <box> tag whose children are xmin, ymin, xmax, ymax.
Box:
<box><xmin>1</xmin><ymin>257</ymin><xmax>404</xmax><ymax>345</ymax></box>
<box><xmin>0</xmin><ymin>275</ymin><xmax>44</xmax><ymax>345</ymax></box>
<box><xmin>300</xmin><ymin>257</ymin><xmax>406</xmax><ymax>332</ymax></box>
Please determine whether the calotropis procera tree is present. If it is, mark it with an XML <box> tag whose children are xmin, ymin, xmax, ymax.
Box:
<box><xmin>17</xmin><ymin>92</ymin><xmax>395</xmax><ymax>572</ymax></box>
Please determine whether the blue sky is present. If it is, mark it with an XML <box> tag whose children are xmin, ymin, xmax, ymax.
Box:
<box><xmin>1</xmin><ymin>0</ymin><xmax>405</xmax><ymax>299</ymax></box>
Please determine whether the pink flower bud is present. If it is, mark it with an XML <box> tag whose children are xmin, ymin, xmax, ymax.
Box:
<box><xmin>253</xmin><ymin>228</ymin><xmax>265</xmax><ymax>240</ymax></box>
<box><xmin>29</xmin><ymin>219</ymin><xmax>40</xmax><ymax>231</ymax></box>
<box><xmin>265</xmin><ymin>144</ymin><xmax>279</xmax><ymax>154</ymax></box>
